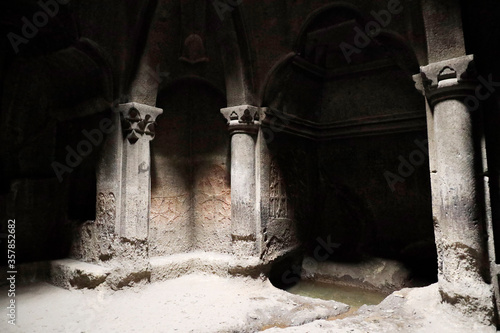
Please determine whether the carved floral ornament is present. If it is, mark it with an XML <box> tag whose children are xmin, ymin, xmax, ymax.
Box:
<box><xmin>118</xmin><ymin>102</ymin><xmax>163</xmax><ymax>144</ymax></box>
<box><xmin>220</xmin><ymin>105</ymin><xmax>263</xmax><ymax>134</ymax></box>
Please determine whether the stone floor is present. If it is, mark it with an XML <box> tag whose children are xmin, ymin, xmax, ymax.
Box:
<box><xmin>266</xmin><ymin>284</ymin><xmax>496</xmax><ymax>333</ymax></box>
<box><xmin>0</xmin><ymin>274</ymin><xmax>496</xmax><ymax>333</ymax></box>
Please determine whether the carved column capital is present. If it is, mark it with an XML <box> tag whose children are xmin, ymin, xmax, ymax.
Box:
<box><xmin>415</xmin><ymin>55</ymin><xmax>477</xmax><ymax>107</ymax></box>
<box><xmin>221</xmin><ymin>105</ymin><xmax>263</xmax><ymax>135</ymax></box>
<box><xmin>117</xmin><ymin>102</ymin><xmax>163</xmax><ymax>144</ymax></box>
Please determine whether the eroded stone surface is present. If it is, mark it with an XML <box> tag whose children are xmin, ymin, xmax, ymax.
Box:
<box><xmin>264</xmin><ymin>284</ymin><xmax>495</xmax><ymax>333</ymax></box>
<box><xmin>51</xmin><ymin>259</ymin><xmax>109</xmax><ymax>290</ymax></box>
<box><xmin>0</xmin><ymin>274</ymin><xmax>349</xmax><ymax>333</ymax></box>
<box><xmin>301</xmin><ymin>256</ymin><xmax>413</xmax><ymax>293</ymax></box>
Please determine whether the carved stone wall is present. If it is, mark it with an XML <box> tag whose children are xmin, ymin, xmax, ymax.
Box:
<box><xmin>261</xmin><ymin>135</ymin><xmax>314</xmax><ymax>261</ymax></box>
<box><xmin>96</xmin><ymin>192</ymin><xmax>116</xmax><ymax>236</ymax></box>
<box><xmin>150</xmin><ymin>81</ymin><xmax>230</xmax><ymax>256</ymax></box>
<box><xmin>193</xmin><ymin>163</ymin><xmax>231</xmax><ymax>251</ymax></box>
<box><xmin>269</xmin><ymin>157</ymin><xmax>289</xmax><ymax>219</ymax></box>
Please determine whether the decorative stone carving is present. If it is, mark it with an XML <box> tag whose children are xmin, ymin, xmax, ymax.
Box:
<box><xmin>221</xmin><ymin>105</ymin><xmax>262</xmax><ymax>134</ymax></box>
<box><xmin>269</xmin><ymin>158</ymin><xmax>289</xmax><ymax>219</ymax></box>
<box><xmin>150</xmin><ymin>195</ymin><xmax>189</xmax><ymax>225</ymax></box>
<box><xmin>416</xmin><ymin>54</ymin><xmax>477</xmax><ymax>107</ymax></box>
<box><xmin>179</xmin><ymin>34</ymin><xmax>209</xmax><ymax>65</ymax></box>
<box><xmin>96</xmin><ymin>192</ymin><xmax>116</xmax><ymax>235</ymax></box>
<box><xmin>120</xmin><ymin>103</ymin><xmax>161</xmax><ymax>144</ymax></box>
<box><xmin>117</xmin><ymin>102</ymin><xmax>163</xmax><ymax>240</ymax></box>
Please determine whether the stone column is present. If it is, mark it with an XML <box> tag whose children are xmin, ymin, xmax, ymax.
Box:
<box><xmin>118</xmin><ymin>102</ymin><xmax>163</xmax><ymax>240</ymax></box>
<box><xmin>221</xmin><ymin>105</ymin><xmax>262</xmax><ymax>256</ymax></box>
<box><xmin>418</xmin><ymin>55</ymin><xmax>494</xmax><ymax>323</ymax></box>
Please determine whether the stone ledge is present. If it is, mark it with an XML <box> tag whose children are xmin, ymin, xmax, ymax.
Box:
<box><xmin>150</xmin><ymin>251</ymin><xmax>264</xmax><ymax>282</ymax></box>
<box><xmin>6</xmin><ymin>253</ymin><xmax>269</xmax><ymax>290</ymax></box>
<box><xmin>301</xmin><ymin>256</ymin><xmax>412</xmax><ymax>293</ymax></box>
<box><xmin>50</xmin><ymin>259</ymin><xmax>110</xmax><ymax>289</ymax></box>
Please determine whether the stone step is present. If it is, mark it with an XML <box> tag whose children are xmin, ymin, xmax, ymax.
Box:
<box><xmin>150</xmin><ymin>251</ymin><xmax>263</xmax><ymax>282</ymax></box>
<box><xmin>50</xmin><ymin>259</ymin><xmax>110</xmax><ymax>289</ymax></box>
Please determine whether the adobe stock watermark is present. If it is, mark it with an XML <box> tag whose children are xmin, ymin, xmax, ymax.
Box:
<box><xmin>261</xmin><ymin>109</ymin><xmax>291</xmax><ymax>145</ymax></box>
<box><xmin>464</xmin><ymin>74</ymin><xmax>500</xmax><ymax>111</ymax></box>
<box><xmin>384</xmin><ymin>139</ymin><xmax>428</xmax><ymax>192</ymax></box>
<box><xmin>340</xmin><ymin>0</ymin><xmax>403</xmax><ymax>64</ymax></box>
<box><xmin>6</xmin><ymin>219</ymin><xmax>17</xmax><ymax>326</ymax></box>
<box><xmin>51</xmin><ymin>118</ymin><xmax>115</xmax><ymax>182</ymax></box>
<box><xmin>384</xmin><ymin>74</ymin><xmax>500</xmax><ymax>192</ymax></box>
<box><xmin>212</xmin><ymin>0</ymin><xmax>243</xmax><ymax>21</ymax></box>
<box><xmin>51</xmin><ymin>64</ymin><xmax>169</xmax><ymax>182</ymax></box>
<box><xmin>281</xmin><ymin>235</ymin><xmax>340</xmax><ymax>285</ymax></box>
<box><xmin>7</xmin><ymin>0</ymin><xmax>70</xmax><ymax>54</ymax></box>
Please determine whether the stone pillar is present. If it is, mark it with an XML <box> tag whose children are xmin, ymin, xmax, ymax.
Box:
<box><xmin>95</xmin><ymin>109</ymin><xmax>123</xmax><ymax>238</ymax></box>
<box><xmin>221</xmin><ymin>105</ymin><xmax>262</xmax><ymax>256</ymax></box>
<box><xmin>418</xmin><ymin>55</ymin><xmax>494</xmax><ymax>323</ymax></box>
<box><xmin>72</xmin><ymin>109</ymin><xmax>124</xmax><ymax>263</ymax></box>
<box><xmin>118</xmin><ymin>102</ymin><xmax>163</xmax><ymax>240</ymax></box>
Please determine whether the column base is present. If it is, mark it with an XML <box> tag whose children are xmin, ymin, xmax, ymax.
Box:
<box><xmin>439</xmin><ymin>279</ymin><xmax>494</xmax><ymax>325</ymax></box>
<box><xmin>232</xmin><ymin>239</ymin><xmax>258</xmax><ymax>257</ymax></box>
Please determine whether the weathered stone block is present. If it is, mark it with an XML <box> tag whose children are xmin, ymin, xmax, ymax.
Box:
<box><xmin>50</xmin><ymin>259</ymin><xmax>109</xmax><ymax>289</ymax></box>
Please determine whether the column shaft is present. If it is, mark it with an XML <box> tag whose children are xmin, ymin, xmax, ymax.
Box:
<box><xmin>221</xmin><ymin>105</ymin><xmax>261</xmax><ymax>256</ymax></box>
<box><xmin>419</xmin><ymin>55</ymin><xmax>493</xmax><ymax>324</ymax></box>
<box><xmin>121</xmin><ymin>138</ymin><xmax>151</xmax><ymax>239</ymax></box>
<box><xmin>231</xmin><ymin>133</ymin><xmax>256</xmax><ymax>238</ymax></box>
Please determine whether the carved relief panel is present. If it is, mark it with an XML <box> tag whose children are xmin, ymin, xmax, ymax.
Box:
<box><xmin>269</xmin><ymin>157</ymin><xmax>290</xmax><ymax>219</ymax></box>
<box><xmin>95</xmin><ymin>192</ymin><xmax>116</xmax><ymax>235</ymax></box>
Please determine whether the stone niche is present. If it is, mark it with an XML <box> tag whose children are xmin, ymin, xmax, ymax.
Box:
<box><xmin>262</xmin><ymin>6</ymin><xmax>438</xmax><ymax>287</ymax></box>
<box><xmin>150</xmin><ymin>80</ymin><xmax>231</xmax><ymax>256</ymax></box>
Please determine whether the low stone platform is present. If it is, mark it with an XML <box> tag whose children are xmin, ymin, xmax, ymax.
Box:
<box><xmin>0</xmin><ymin>251</ymin><xmax>271</xmax><ymax>291</ymax></box>
<box><xmin>150</xmin><ymin>251</ymin><xmax>266</xmax><ymax>281</ymax></box>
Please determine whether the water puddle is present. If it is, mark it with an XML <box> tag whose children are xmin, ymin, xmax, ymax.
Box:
<box><xmin>287</xmin><ymin>280</ymin><xmax>389</xmax><ymax>316</ymax></box>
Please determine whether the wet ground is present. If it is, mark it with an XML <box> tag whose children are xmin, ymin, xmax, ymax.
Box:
<box><xmin>287</xmin><ymin>280</ymin><xmax>388</xmax><ymax>310</ymax></box>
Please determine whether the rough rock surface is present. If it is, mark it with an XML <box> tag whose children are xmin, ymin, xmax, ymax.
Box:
<box><xmin>1</xmin><ymin>273</ymin><xmax>495</xmax><ymax>333</ymax></box>
<box><xmin>50</xmin><ymin>259</ymin><xmax>109</xmax><ymax>289</ymax></box>
<box><xmin>264</xmin><ymin>284</ymin><xmax>496</xmax><ymax>332</ymax></box>
<box><xmin>0</xmin><ymin>274</ymin><xmax>348</xmax><ymax>333</ymax></box>
<box><xmin>301</xmin><ymin>256</ymin><xmax>413</xmax><ymax>293</ymax></box>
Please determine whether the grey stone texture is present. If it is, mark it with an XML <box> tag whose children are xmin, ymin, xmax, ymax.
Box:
<box><xmin>419</xmin><ymin>55</ymin><xmax>494</xmax><ymax>325</ymax></box>
<box><xmin>2</xmin><ymin>0</ymin><xmax>500</xmax><ymax>330</ymax></box>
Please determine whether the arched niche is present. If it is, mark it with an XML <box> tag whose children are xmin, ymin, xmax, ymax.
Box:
<box><xmin>263</xmin><ymin>3</ymin><xmax>437</xmax><ymax>286</ymax></box>
<box><xmin>150</xmin><ymin>77</ymin><xmax>231</xmax><ymax>256</ymax></box>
